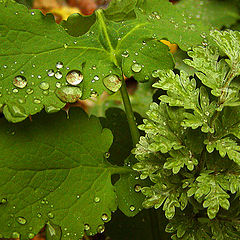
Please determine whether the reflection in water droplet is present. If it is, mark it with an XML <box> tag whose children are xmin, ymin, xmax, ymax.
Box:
<box><xmin>84</xmin><ymin>224</ymin><xmax>90</xmax><ymax>231</ymax></box>
<box><xmin>101</xmin><ymin>214</ymin><xmax>108</xmax><ymax>221</ymax></box>
<box><xmin>97</xmin><ymin>225</ymin><xmax>105</xmax><ymax>234</ymax></box>
<box><xmin>55</xmin><ymin>71</ymin><xmax>63</xmax><ymax>80</ymax></box>
<box><xmin>56</xmin><ymin>61</ymin><xmax>63</xmax><ymax>69</ymax></box>
<box><xmin>55</xmin><ymin>86</ymin><xmax>82</xmax><ymax>103</ymax></box>
<box><xmin>39</xmin><ymin>82</ymin><xmax>50</xmax><ymax>90</ymax></box>
<box><xmin>48</xmin><ymin>69</ymin><xmax>54</xmax><ymax>77</ymax></box>
<box><xmin>13</xmin><ymin>76</ymin><xmax>27</xmax><ymax>88</ymax></box>
<box><xmin>129</xmin><ymin>205</ymin><xmax>135</xmax><ymax>212</ymax></box>
<box><xmin>17</xmin><ymin>216</ymin><xmax>27</xmax><ymax>225</ymax></box>
<box><xmin>103</xmin><ymin>75</ymin><xmax>122</xmax><ymax>92</ymax></box>
<box><xmin>94</xmin><ymin>196</ymin><xmax>100</xmax><ymax>203</ymax></box>
<box><xmin>131</xmin><ymin>63</ymin><xmax>142</xmax><ymax>73</ymax></box>
<box><xmin>66</xmin><ymin>70</ymin><xmax>83</xmax><ymax>86</ymax></box>
<box><xmin>134</xmin><ymin>184</ymin><xmax>141</xmax><ymax>193</ymax></box>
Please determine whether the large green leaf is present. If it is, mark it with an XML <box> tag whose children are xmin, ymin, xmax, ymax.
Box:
<box><xmin>0</xmin><ymin>108</ymin><xmax>132</xmax><ymax>239</ymax></box>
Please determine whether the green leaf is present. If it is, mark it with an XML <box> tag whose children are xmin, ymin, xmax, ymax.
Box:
<box><xmin>205</xmin><ymin>137</ymin><xmax>240</xmax><ymax>166</ymax></box>
<box><xmin>0</xmin><ymin>108</ymin><xmax>131</xmax><ymax>239</ymax></box>
<box><xmin>0</xmin><ymin>0</ymin><xmax>175</xmax><ymax>122</ymax></box>
<box><xmin>188</xmin><ymin>172</ymin><xmax>230</xmax><ymax>219</ymax></box>
<box><xmin>153</xmin><ymin>71</ymin><xmax>215</xmax><ymax>133</ymax></box>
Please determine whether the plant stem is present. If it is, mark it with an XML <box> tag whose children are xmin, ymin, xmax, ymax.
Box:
<box><xmin>120</xmin><ymin>79</ymin><xmax>140</xmax><ymax>146</ymax></box>
<box><xmin>149</xmin><ymin>209</ymin><xmax>162</xmax><ymax>240</ymax></box>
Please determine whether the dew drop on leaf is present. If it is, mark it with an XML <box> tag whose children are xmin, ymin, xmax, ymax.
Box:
<box><xmin>84</xmin><ymin>224</ymin><xmax>90</xmax><ymax>231</ymax></box>
<box><xmin>48</xmin><ymin>212</ymin><xmax>54</xmax><ymax>219</ymax></box>
<box><xmin>55</xmin><ymin>86</ymin><xmax>82</xmax><ymax>103</ymax></box>
<box><xmin>94</xmin><ymin>75</ymin><xmax>99</xmax><ymax>81</ymax></box>
<box><xmin>129</xmin><ymin>205</ymin><xmax>135</xmax><ymax>212</ymax></box>
<box><xmin>13</xmin><ymin>76</ymin><xmax>27</xmax><ymax>88</ymax></box>
<box><xmin>90</xmin><ymin>91</ymin><xmax>98</xmax><ymax>98</ymax></box>
<box><xmin>28</xmin><ymin>233</ymin><xmax>35</xmax><ymax>239</ymax></box>
<box><xmin>56</xmin><ymin>61</ymin><xmax>63</xmax><ymax>69</ymax></box>
<box><xmin>103</xmin><ymin>75</ymin><xmax>122</xmax><ymax>92</ymax></box>
<box><xmin>104</xmin><ymin>152</ymin><xmax>110</xmax><ymax>158</ymax></box>
<box><xmin>55</xmin><ymin>82</ymin><xmax>61</xmax><ymax>88</ymax></box>
<box><xmin>17</xmin><ymin>216</ymin><xmax>27</xmax><ymax>225</ymax></box>
<box><xmin>55</xmin><ymin>71</ymin><xmax>63</xmax><ymax>80</ymax></box>
<box><xmin>37</xmin><ymin>213</ymin><xmax>42</xmax><ymax>218</ymax></box>
<box><xmin>66</xmin><ymin>70</ymin><xmax>83</xmax><ymax>86</ymax></box>
<box><xmin>45</xmin><ymin>105</ymin><xmax>60</xmax><ymax>113</ymax></box>
<box><xmin>1</xmin><ymin>198</ymin><xmax>7</xmax><ymax>204</ymax></box>
<box><xmin>101</xmin><ymin>214</ymin><xmax>108</xmax><ymax>221</ymax></box>
<box><xmin>94</xmin><ymin>196</ymin><xmax>100</xmax><ymax>203</ymax></box>
<box><xmin>121</xmin><ymin>50</ymin><xmax>129</xmax><ymax>58</ymax></box>
<box><xmin>134</xmin><ymin>184</ymin><xmax>141</xmax><ymax>193</ymax></box>
<box><xmin>26</xmin><ymin>88</ymin><xmax>34</xmax><ymax>95</ymax></box>
<box><xmin>12</xmin><ymin>232</ymin><xmax>20</xmax><ymax>238</ymax></box>
<box><xmin>131</xmin><ymin>63</ymin><xmax>142</xmax><ymax>73</ymax></box>
<box><xmin>33</xmin><ymin>99</ymin><xmax>41</xmax><ymax>104</ymax></box>
<box><xmin>152</xmin><ymin>70</ymin><xmax>159</xmax><ymax>78</ymax></box>
<box><xmin>47</xmin><ymin>69</ymin><xmax>55</xmax><ymax>77</ymax></box>
<box><xmin>97</xmin><ymin>225</ymin><xmax>105</xmax><ymax>234</ymax></box>
<box><xmin>39</xmin><ymin>82</ymin><xmax>50</xmax><ymax>90</ymax></box>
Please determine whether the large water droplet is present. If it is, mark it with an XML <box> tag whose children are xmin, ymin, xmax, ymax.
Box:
<box><xmin>129</xmin><ymin>205</ymin><xmax>135</xmax><ymax>212</ymax></box>
<box><xmin>13</xmin><ymin>76</ymin><xmax>27</xmax><ymax>88</ymax></box>
<box><xmin>134</xmin><ymin>184</ymin><xmax>141</xmax><ymax>193</ymax></box>
<box><xmin>103</xmin><ymin>75</ymin><xmax>122</xmax><ymax>92</ymax></box>
<box><xmin>17</xmin><ymin>216</ymin><xmax>27</xmax><ymax>225</ymax></box>
<box><xmin>94</xmin><ymin>196</ymin><xmax>100</xmax><ymax>203</ymax></box>
<box><xmin>55</xmin><ymin>71</ymin><xmax>62</xmax><ymax>80</ymax></box>
<box><xmin>84</xmin><ymin>224</ymin><xmax>90</xmax><ymax>231</ymax></box>
<box><xmin>48</xmin><ymin>69</ymin><xmax>54</xmax><ymax>77</ymax></box>
<box><xmin>101</xmin><ymin>214</ymin><xmax>108</xmax><ymax>222</ymax></box>
<box><xmin>39</xmin><ymin>82</ymin><xmax>50</xmax><ymax>90</ymax></box>
<box><xmin>66</xmin><ymin>70</ymin><xmax>83</xmax><ymax>86</ymax></box>
<box><xmin>97</xmin><ymin>225</ymin><xmax>105</xmax><ymax>234</ymax></box>
<box><xmin>1</xmin><ymin>198</ymin><xmax>7</xmax><ymax>204</ymax></box>
<box><xmin>12</xmin><ymin>232</ymin><xmax>20</xmax><ymax>238</ymax></box>
<box><xmin>56</xmin><ymin>61</ymin><xmax>63</xmax><ymax>69</ymax></box>
<box><xmin>131</xmin><ymin>63</ymin><xmax>142</xmax><ymax>73</ymax></box>
<box><xmin>55</xmin><ymin>86</ymin><xmax>82</xmax><ymax>103</ymax></box>
<box><xmin>48</xmin><ymin>212</ymin><xmax>54</xmax><ymax>219</ymax></box>
<box><xmin>28</xmin><ymin>233</ymin><xmax>35</xmax><ymax>239</ymax></box>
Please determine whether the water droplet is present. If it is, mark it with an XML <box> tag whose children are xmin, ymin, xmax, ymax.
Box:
<box><xmin>104</xmin><ymin>152</ymin><xmax>110</xmax><ymax>158</ymax></box>
<box><xmin>121</xmin><ymin>50</ymin><xmax>129</xmax><ymax>58</ymax></box>
<box><xmin>134</xmin><ymin>184</ymin><xmax>141</xmax><ymax>193</ymax></box>
<box><xmin>34</xmin><ymin>99</ymin><xmax>41</xmax><ymax>104</ymax></box>
<box><xmin>97</xmin><ymin>225</ymin><xmax>105</xmax><ymax>234</ymax></box>
<box><xmin>66</xmin><ymin>70</ymin><xmax>83</xmax><ymax>86</ymax></box>
<box><xmin>47</xmin><ymin>69</ymin><xmax>54</xmax><ymax>77</ymax></box>
<box><xmin>131</xmin><ymin>63</ymin><xmax>142</xmax><ymax>73</ymax></box>
<box><xmin>17</xmin><ymin>216</ymin><xmax>27</xmax><ymax>225</ymax></box>
<box><xmin>129</xmin><ymin>205</ymin><xmax>135</xmax><ymax>212</ymax></box>
<box><xmin>90</xmin><ymin>91</ymin><xmax>98</xmax><ymax>98</ymax></box>
<box><xmin>92</xmin><ymin>65</ymin><xmax>97</xmax><ymax>70</ymax></box>
<box><xmin>84</xmin><ymin>224</ymin><xmax>90</xmax><ymax>231</ymax></box>
<box><xmin>37</xmin><ymin>75</ymin><xmax>42</xmax><ymax>79</ymax></box>
<box><xmin>101</xmin><ymin>214</ymin><xmax>108</xmax><ymax>221</ymax></box>
<box><xmin>26</xmin><ymin>88</ymin><xmax>34</xmax><ymax>95</ymax></box>
<box><xmin>31</xmin><ymin>12</ymin><xmax>35</xmax><ymax>15</ymax></box>
<box><xmin>28</xmin><ymin>233</ymin><xmax>35</xmax><ymax>239</ymax></box>
<box><xmin>55</xmin><ymin>86</ymin><xmax>82</xmax><ymax>103</ymax></box>
<box><xmin>37</xmin><ymin>213</ymin><xmax>42</xmax><ymax>218</ymax></box>
<box><xmin>55</xmin><ymin>71</ymin><xmax>62</xmax><ymax>80</ymax></box>
<box><xmin>13</xmin><ymin>88</ymin><xmax>19</xmax><ymax>93</ymax></box>
<box><xmin>13</xmin><ymin>76</ymin><xmax>27</xmax><ymax>88</ymax></box>
<box><xmin>12</xmin><ymin>232</ymin><xmax>20</xmax><ymax>238</ymax></box>
<box><xmin>1</xmin><ymin>198</ymin><xmax>7</xmax><ymax>204</ymax></box>
<box><xmin>76</xmin><ymin>195</ymin><xmax>80</xmax><ymax>199</ymax></box>
<box><xmin>45</xmin><ymin>105</ymin><xmax>60</xmax><ymax>113</ymax></box>
<box><xmin>39</xmin><ymin>82</ymin><xmax>50</xmax><ymax>90</ymax></box>
<box><xmin>48</xmin><ymin>212</ymin><xmax>54</xmax><ymax>219</ymax></box>
<box><xmin>3</xmin><ymin>65</ymin><xmax>7</xmax><ymax>69</ymax></box>
<box><xmin>55</xmin><ymin>82</ymin><xmax>61</xmax><ymax>88</ymax></box>
<box><xmin>94</xmin><ymin>196</ymin><xmax>100</xmax><ymax>203</ymax></box>
<box><xmin>152</xmin><ymin>70</ymin><xmax>159</xmax><ymax>78</ymax></box>
<box><xmin>56</xmin><ymin>61</ymin><xmax>63</xmax><ymax>69</ymax></box>
<box><xmin>94</xmin><ymin>75</ymin><xmax>99</xmax><ymax>81</ymax></box>
<box><xmin>103</xmin><ymin>75</ymin><xmax>122</xmax><ymax>92</ymax></box>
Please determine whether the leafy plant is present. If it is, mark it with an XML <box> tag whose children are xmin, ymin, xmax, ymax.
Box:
<box><xmin>0</xmin><ymin>0</ymin><xmax>239</xmax><ymax>239</ymax></box>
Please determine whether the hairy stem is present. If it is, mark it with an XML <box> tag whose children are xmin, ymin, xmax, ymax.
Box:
<box><xmin>120</xmin><ymin>79</ymin><xmax>140</xmax><ymax>146</ymax></box>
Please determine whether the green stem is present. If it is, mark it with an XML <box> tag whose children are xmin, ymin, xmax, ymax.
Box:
<box><xmin>120</xmin><ymin>79</ymin><xmax>140</xmax><ymax>146</ymax></box>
